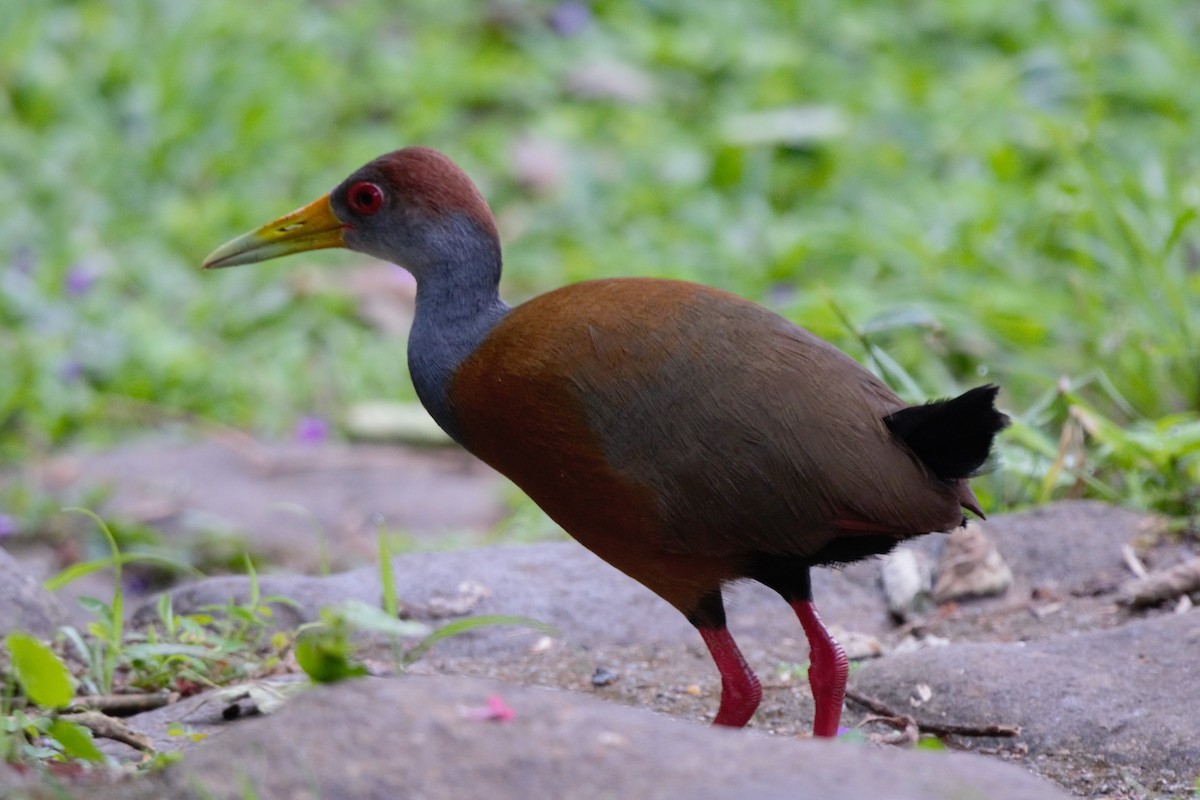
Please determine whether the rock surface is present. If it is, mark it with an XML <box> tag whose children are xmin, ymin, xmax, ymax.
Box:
<box><xmin>4</xmin><ymin>454</ymin><xmax>1197</xmax><ymax>800</ymax></box>
<box><xmin>852</xmin><ymin>611</ymin><xmax>1200</xmax><ymax>797</ymax></box>
<box><xmin>109</xmin><ymin>501</ymin><xmax>1200</xmax><ymax>798</ymax></box>
<box><xmin>23</xmin><ymin>436</ymin><xmax>506</xmax><ymax>572</ymax></box>
<box><xmin>99</xmin><ymin>676</ymin><xmax>1072</xmax><ymax>800</ymax></box>
<box><xmin>0</xmin><ymin>547</ymin><xmax>66</xmax><ymax>638</ymax></box>
<box><xmin>134</xmin><ymin>541</ymin><xmax>891</xmax><ymax>658</ymax></box>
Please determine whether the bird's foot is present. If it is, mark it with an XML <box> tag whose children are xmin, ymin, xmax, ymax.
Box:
<box><xmin>697</xmin><ymin>625</ymin><xmax>762</xmax><ymax>727</ymax></box>
<box><xmin>792</xmin><ymin>600</ymin><xmax>849</xmax><ymax>738</ymax></box>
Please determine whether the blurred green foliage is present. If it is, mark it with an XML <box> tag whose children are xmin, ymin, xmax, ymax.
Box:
<box><xmin>1</xmin><ymin>0</ymin><xmax>1197</xmax><ymax>517</ymax></box>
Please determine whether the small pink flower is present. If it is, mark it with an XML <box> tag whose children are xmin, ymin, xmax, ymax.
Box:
<box><xmin>461</xmin><ymin>694</ymin><xmax>516</xmax><ymax>722</ymax></box>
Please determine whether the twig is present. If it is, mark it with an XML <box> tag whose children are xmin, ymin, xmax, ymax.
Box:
<box><xmin>61</xmin><ymin>711</ymin><xmax>154</xmax><ymax>753</ymax></box>
<box><xmin>845</xmin><ymin>689</ymin><xmax>1020</xmax><ymax>738</ymax></box>
<box><xmin>1121</xmin><ymin>544</ymin><xmax>1149</xmax><ymax>579</ymax></box>
<box><xmin>69</xmin><ymin>692</ymin><xmax>175</xmax><ymax>716</ymax></box>
<box><xmin>1117</xmin><ymin>557</ymin><xmax>1200</xmax><ymax>608</ymax></box>
<box><xmin>845</xmin><ymin>688</ymin><xmax>904</xmax><ymax>717</ymax></box>
<box><xmin>860</xmin><ymin>713</ymin><xmax>920</xmax><ymax>746</ymax></box>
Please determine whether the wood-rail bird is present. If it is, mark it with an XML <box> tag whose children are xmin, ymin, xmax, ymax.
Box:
<box><xmin>203</xmin><ymin>147</ymin><xmax>1009</xmax><ymax>736</ymax></box>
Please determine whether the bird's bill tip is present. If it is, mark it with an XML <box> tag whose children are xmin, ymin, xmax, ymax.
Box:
<box><xmin>202</xmin><ymin>194</ymin><xmax>345</xmax><ymax>270</ymax></box>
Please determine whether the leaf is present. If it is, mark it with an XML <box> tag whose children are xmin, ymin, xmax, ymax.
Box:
<box><xmin>59</xmin><ymin>626</ymin><xmax>95</xmax><ymax>667</ymax></box>
<box><xmin>294</xmin><ymin>627</ymin><xmax>368</xmax><ymax>684</ymax></box>
<box><xmin>378</xmin><ymin>533</ymin><xmax>398</xmax><ymax>619</ymax></box>
<box><xmin>44</xmin><ymin>553</ymin><xmax>203</xmax><ymax>592</ymax></box>
<box><xmin>121</xmin><ymin>642</ymin><xmax>214</xmax><ymax>660</ymax></box>
<box><xmin>402</xmin><ymin>615</ymin><xmax>556</xmax><ymax>667</ymax></box>
<box><xmin>5</xmin><ymin>632</ymin><xmax>74</xmax><ymax>709</ymax></box>
<box><xmin>47</xmin><ymin>719</ymin><xmax>106</xmax><ymax>763</ymax></box>
<box><xmin>334</xmin><ymin>600</ymin><xmax>430</xmax><ymax>639</ymax></box>
<box><xmin>915</xmin><ymin>735</ymin><xmax>946</xmax><ymax>752</ymax></box>
<box><xmin>167</xmin><ymin>721</ymin><xmax>208</xmax><ymax>742</ymax></box>
<box><xmin>76</xmin><ymin>596</ymin><xmax>114</xmax><ymax>623</ymax></box>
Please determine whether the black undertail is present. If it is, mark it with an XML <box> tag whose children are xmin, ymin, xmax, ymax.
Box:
<box><xmin>884</xmin><ymin>384</ymin><xmax>1010</xmax><ymax>481</ymax></box>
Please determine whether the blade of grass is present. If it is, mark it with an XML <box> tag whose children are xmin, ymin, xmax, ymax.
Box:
<box><xmin>402</xmin><ymin>615</ymin><xmax>556</xmax><ymax>667</ymax></box>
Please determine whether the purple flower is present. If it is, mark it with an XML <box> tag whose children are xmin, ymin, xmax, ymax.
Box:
<box><xmin>548</xmin><ymin>1</ymin><xmax>591</xmax><ymax>36</ymax></box>
<box><xmin>294</xmin><ymin>415</ymin><xmax>330</xmax><ymax>445</ymax></box>
<box><xmin>0</xmin><ymin>514</ymin><xmax>17</xmax><ymax>538</ymax></box>
<box><xmin>123</xmin><ymin>572</ymin><xmax>154</xmax><ymax>595</ymax></box>
<box><xmin>58</xmin><ymin>359</ymin><xmax>84</xmax><ymax>383</ymax></box>
<box><xmin>64</xmin><ymin>263</ymin><xmax>98</xmax><ymax>296</ymax></box>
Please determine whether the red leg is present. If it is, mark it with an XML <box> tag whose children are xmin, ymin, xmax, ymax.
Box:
<box><xmin>792</xmin><ymin>600</ymin><xmax>849</xmax><ymax>737</ymax></box>
<box><xmin>697</xmin><ymin>625</ymin><xmax>762</xmax><ymax>727</ymax></box>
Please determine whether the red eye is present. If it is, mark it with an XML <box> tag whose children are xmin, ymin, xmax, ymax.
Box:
<box><xmin>347</xmin><ymin>181</ymin><xmax>384</xmax><ymax>215</ymax></box>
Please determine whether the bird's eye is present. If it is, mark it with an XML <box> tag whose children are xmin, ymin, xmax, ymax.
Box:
<box><xmin>347</xmin><ymin>182</ymin><xmax>384</xmax><ymax>215</ymax></box>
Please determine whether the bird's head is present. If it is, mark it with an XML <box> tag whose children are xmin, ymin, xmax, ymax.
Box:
<box><xmin>203</xmin><ymin>147</ymin><xmax>500</xmax><ymax>280</ymax></box>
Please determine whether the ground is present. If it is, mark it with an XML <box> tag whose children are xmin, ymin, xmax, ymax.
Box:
<box><xmin>3</xmin><ymin>436</ymin><xmax>1197</xmax><ymax>799</ymax></box>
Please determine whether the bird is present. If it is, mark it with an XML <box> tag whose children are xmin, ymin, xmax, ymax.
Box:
<box><xmin>203</xmin><ymin>147</ymin><xmax>1009</xmax><ymax>737</ymax></box>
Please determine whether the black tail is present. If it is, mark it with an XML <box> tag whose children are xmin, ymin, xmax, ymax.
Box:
<box><xmin>883</xmin><ymin>385</ymin><xmax>1010</xmax><ymax>481</ymax></box>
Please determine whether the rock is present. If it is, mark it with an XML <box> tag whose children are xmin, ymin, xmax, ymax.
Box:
<box><xmin>829</xmin><ymin>626</ymin><xmax>884</xmax><ymax>660</ymax></box>
<box><xmin>343</xmin><ymin>401</ymin><xmax>452</xmax><ymax>446</ymax></box>
<box><xmin>6</xmin><ymin>502</ymin><xmax>1191</xmax><ymax>798</ymax></box>
<box><xmin>132</xmin><ymin>500</ymin><xmax>1178</xmax><ymax>676</ymax></box>
<box><xmin>0</xmin><ymin>547</ymin><xmax>66</xmax><ymax>638</ymax></box>
<box><xmin>97</xmin><ymin>675</ymin><xmax>1070</xmax><ymax>800</ymax></box>
<box><xmin>879</xmin><ymin>547</ymin><xmax>932</xmax><ymax>620</ymax></box>
<box><xmin>901</xmin><ymin>500</ymin><xmax>1170</xmax><ymax>622</ymax></box>
<box><xmin>945</xmin><ymin>500</ymin><xmax>1149</xmax><ymax>596</ymax></box>
<box><xmin>850</xmin><ymin>611</ymin><xmax>1200</xmax><ymax>796</ymax></box>
<box><xmin>134</xmin><ymin>542</ymin><xmax>893</xmax><ymax>660</ymax></box>
<box><xmin>0</xmin><ymin>761</ymin><xmax>43</xmax><ymax>798</ymax></box>
<box><xmin>931</xmin><ymin>522</ymin><xmax>1013</xmax><ymax>603</ymax></box>
<box><xmin>22</xmin><ymin>436</ymin><xmax>505</xmax><ymax>572</ymax></box>
<box><xmin>92</xmin><ymin>676</ymin><xmax>310</xmax><ymax>763</ymax></box>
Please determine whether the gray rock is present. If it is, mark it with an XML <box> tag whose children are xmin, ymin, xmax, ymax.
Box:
<box><xmin>931</xmin><ymin>521</ymin><xmax>1012</xmax><ymax>603</ymax></box>
<box><xmin>24</xmin><ymin>436</ymin><xmax>506</xmax><ymax>572</ymax></box>
<box><xmin>134</xmin><ymin>541</ymin><xmax>891</xmax><ymax>660</ymax></box>
<box><xmin>8</xmin><ymin>501</ymin><xmax>1190</xmax><ymax>799</ymax></box>
<box><xmin>0</xmin><ymin>547</ymin><xmax>66</xmax><ymax>638</ymax></box>
<box><xmin>850</xmin><ymin>610</ymin><xmax>1200</xmax><ymax>793</ymax></box>
<box><xmin>133</xmin><ymin>500</ymin><xmax>1174</xmax><ymax>663</ymax></box>
<box><xmin>109</xmin><ymin>675</ymin><xmax>1071</xmax><ymax>800</ymax></box>
<box><xmin>0</xmin><ymin>762</ymin><xmax>41</xmax><ymax>799</ymax></box>
<box><xmin>880</xmin><ymin>546</ymin><xmax>933</xmax><ymax>620</ymax></box>
<box><xmin>93</xmin><ymin>675</ymin><xmax>311</xmax><ymax>762</ymax></box>
<box><xmin>919</xmin><ymin>500</ymin><xmax>1153</xmax><ymax>598</ymax></box>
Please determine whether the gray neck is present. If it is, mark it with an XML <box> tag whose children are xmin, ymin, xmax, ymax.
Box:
<box><xmin>406</xmin><ymin>225</ymin><xmax>509</xmax><ymax>445</ymax></box>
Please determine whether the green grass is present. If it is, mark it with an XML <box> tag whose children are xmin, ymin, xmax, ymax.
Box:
<box><xmin>1</xmin><ymin>0</ymin><xmax>1198</xmax><ymax>520</ymax></box>
<box><xmin>1</xmin><ymin>515</ymin><xmax>285</xmax><ymax>768</ymax></box>
<box><xmin>0</xmin><ymin>513</ymin><xmax>546</xmax><ymax>774</ymax></box>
